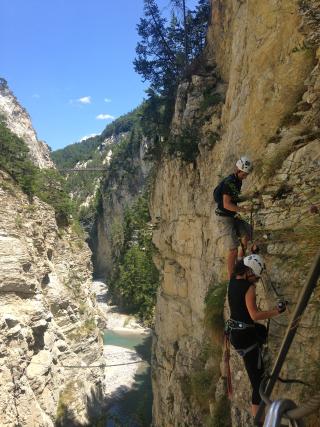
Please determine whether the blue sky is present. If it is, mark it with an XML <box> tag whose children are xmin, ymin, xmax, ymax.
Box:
<box><xmin>2</xmin><ymin>0</ymin><xmax>199</xmax><ymax>150</ymax></box>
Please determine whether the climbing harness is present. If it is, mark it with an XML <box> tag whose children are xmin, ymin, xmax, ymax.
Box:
<box><xmin>225</xmin><ymin>320</ymin><xmax>263</xmax><ymax>365</ymax></box>
<box><xmin>255</xmin><ymin>249</ymin><xmax>320</xmax><ymax>425</ymax></box>
<box><xmin>225</xmin><ymin>318</ymin><xmax>255</xmax><ymax>331</ymax></box>
<box><xmin>224</xmin><ymin>319</ymin><xmax>264</xmax><ymax>397</ymax></box>
<box><xmin>223</xmin><ymin>186</ymin><xmax>320</xmax><ymax>425</ymax></box>
<box><xmin>235</xmin><ymin>342</ymin><xmax>261</xmax><ymax>370</ymax></box>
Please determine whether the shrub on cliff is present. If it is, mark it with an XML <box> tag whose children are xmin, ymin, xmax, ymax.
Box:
<box><xmin>0</xmin><ymin>121</ymin><xmax>37</xmax><ymax>195</ymax></box>
<box><xmin>33</xmin><ymin>169</ymin><xmax>75</xmax><ymax>226</ymax></box>
<box><xmin>204</xmin><ymin>281</ymin><xmax>228</xmax><ymax>344</ymax></box>
<box><xmin>0</xmin><ymin>121</ymin><xmax>75</xmax><ymax>225</ymax></box>
<box><xmin>167</xmin><ymin>125</ymin><xmax>200</xmax><ymax>162</ymax></box>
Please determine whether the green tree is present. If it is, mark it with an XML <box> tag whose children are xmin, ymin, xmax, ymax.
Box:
<box><xmin>33</xmin><ymin>169</ymin><xmax>75</xmax><ymax>225</ymax></box>
<box><xmin>0</xmin><ymin>122</ymin><xmax>75</xmax><ymax>226</ymax></box>
<box><xmin>187</xmin><ymin>0</ymin><xmax>211</xmax><ymax>58</ymax></box>
<box><xmin>134</xmin><ymin>0</ymin><xmax>184</xmax><ymax>95</ymax></box>
<box><xmin>116</xmin><ymin>245</ymin><xmax>159</xmax><ymax>323</ymax></box>
<box><xmin>110</xmin><ymin>219</ymin><xmax>125</xmax><ymax>259</ymax></box>
<box><xmin>0</xmin><ymin>121</ymin><xmax>37</xmax><ymax>196</ymax></box>
<box><xmin>109</xmin><ymin>193</ymin><xmax>159</xmax><ymax>325</ymax></box>
<box><xmin>134</xmin><ymin>0</ymin><xmax>210</xmax><ymax>94</ymax></box>
<box><xmin>134</xmin><ymin>0</ymin><xmax>210</xmax><ymax>162</ymax></box>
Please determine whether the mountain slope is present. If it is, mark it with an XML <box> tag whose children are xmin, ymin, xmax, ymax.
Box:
<box><xmin>0</xmin><ymin>78</ymin><xmax>53</xmax><ymax>169</ymax></box>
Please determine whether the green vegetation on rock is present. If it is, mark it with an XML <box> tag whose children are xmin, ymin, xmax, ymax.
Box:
<box><xmin>133</xmin><ymin>0</ymin><xmax>213</xmax><ymax>164</ymax></box>
<box><xmin>0</xmin><ymin>121</ymin><xmax>75</xmax><ymax>225</ymax></box>
<box><xmin>205</xmin><ymin>395</ymin><xmax>231</xmax><ymax>427</ymax></box>
<box><xmin>33</xmin><ymin>169</ymin><xmax>75</xmax><ymax>226</ymax></box>
<box><xmin>181</xmin><ymin>342</ymin><xmax>226</xmax><ymax>422</ymax></box>
<box><xmin>204</xmin><ymin>281</ymin><xmax>228</xmax><ymax>344</ymax></box>
<box><xmin>0</xmin><ymin>121</ymin><xmax>37</xmax><ymax>196</ymax></box>
<box><xmin>51</xmin><ymin>108</ymin><xmax>142</xmax><ymax>219</ymax></box>
<box><xmin>109</xmin><ymin>194</ymin><xmax>159</xmax><ymax>325</ymax></box>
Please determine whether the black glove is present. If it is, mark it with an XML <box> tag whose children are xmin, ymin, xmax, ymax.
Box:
<box><xmin>277</xmin><ymin>300</ymin><xmax>288</xmax><ymax>314</ymax></box>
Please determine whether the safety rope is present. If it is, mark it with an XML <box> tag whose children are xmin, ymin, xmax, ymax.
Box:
<box><xmin>259</xmin><ymin>377</ymin><xmax>320</xmax><ymax>424</ymax></box>
<box><xmin>246</xmin><ymin>195</ymin><xmax>292</xmax><ymax>322</ymax></box>
<box><xmin>245</xmin><ymin>194</ymin><xmax>320</xmax><ymax>424</ymax></box>
<box><xmin>224</xmin><ymin>334</ymin><xmax>233</xmax><ymax>398</ymax></box>
<box><xmin>286</xmin><ymin>392</ymin><xmax>320</xmax><ymax>421</ymax></box>
<box><xmin>263</xmin><ymin>374</ymin><xmax>311</xmax><ymax>389</ymax></box>
<box><xmin>255</xmin><ymin>248</ymin><xmax>320</xmax><ymax>424</ymax></box>
<box><xmin>250</xmin><ymin>199</ymin><xmax>254</xmax><ymax>242</ymax></box>
<box><xmin>25</xmin><ymin>360</ymin><xmax>146</xmax><ymax>369</ymax></box>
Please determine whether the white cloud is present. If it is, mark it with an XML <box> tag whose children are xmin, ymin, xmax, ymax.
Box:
<box><xmin>32</xmin><ymin>93</ymin><xmax>40</xmax><ymax>98</ymax></box>
<box><xmin>80</xmin><ymin>133</ymin><xmax>99</xmax><ymax>141</ymax></box>
<box><xmin>104</xmin><ymin>98</ymin><xmax>112</xmax><ymax>103</ymax></box>
<box><xmin>78</xmin><ymin>96</ymin><xmax>91</xmax><ymax>104</ymax></box>
<box><xmin>96</xmin><ymin>114</ymin><xmax>115</xmax><ymax>120</ymax></box>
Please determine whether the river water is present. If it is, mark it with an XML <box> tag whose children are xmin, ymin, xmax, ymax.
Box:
<box><xmin>92</xmin><ymin>281</ymin><xmax>153</xmax><ymax>427</ymax></box>
<box><xmin>103</xmin><ymin>330</ymin><xmax>153</xmax><ymax>427</ymax></box>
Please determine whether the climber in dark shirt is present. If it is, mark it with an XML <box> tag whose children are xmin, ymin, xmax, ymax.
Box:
<box><xmin>227</xmin><ymin>254</ymin><xmax>286</xmax><ymax>422</ymax></box>
<box><xmin>215</xmin><ymin>156</ymin><xmax>254</xmax><ymax>278</ymax></box>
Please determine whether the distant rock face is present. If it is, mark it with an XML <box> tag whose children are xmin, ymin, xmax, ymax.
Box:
<box><xmin>92</xmin><ymin>134</ymin><xmax>151</xmax><ymax>279</ymax></box>
<box><xmin>151</xmin><ymin>1</ymin><xmax>320</xmax><ymax>426</ymax></box>
<box><xmin>70</xmin><ymin>133</ymin><xmax>129</xmax><ymax>209</ymax></box>
<box><xmin>0</xmin><ymin>78</ymin><xmax>54</xmax><ymax>169</ymax></box>
<box><xmin>0</xmin><ymin>170</ymin><xmax>105</xmax><ymax>426</ymax></box>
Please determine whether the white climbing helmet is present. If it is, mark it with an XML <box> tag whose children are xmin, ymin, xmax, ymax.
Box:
<box><xmin>236</xmin><ymin>156</ymin><xmax>253</xmax><ymax>173</ymax></box>
<box><xmin>243</xmin><ymin>254</ymin><xmax>265</xmax><ymax>277</ymax></box>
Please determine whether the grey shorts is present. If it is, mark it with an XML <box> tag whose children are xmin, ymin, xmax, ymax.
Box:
<box><xmin>216</xmin><ymin>215</ymin><xmax>252</xmax><ymax>250</ymax></box>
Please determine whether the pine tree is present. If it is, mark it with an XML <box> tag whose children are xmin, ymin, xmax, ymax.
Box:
<box><xmin>134</xmin><ymin>0</ymin><xmax>210</xmax><ymax>94</ymax></box>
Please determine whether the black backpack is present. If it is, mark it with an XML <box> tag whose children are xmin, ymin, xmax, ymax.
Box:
<box><xmin>213</xmin><ymin>179</ymin><xmax>225</xmax><ymax>204</ymax></box>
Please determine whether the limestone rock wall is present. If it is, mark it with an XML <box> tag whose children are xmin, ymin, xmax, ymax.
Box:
<box><xmin>0</xmin><ymin>171</ymin><xmax>105</xmax><ymax>427</ymax></box>
<box><xmin>151</xmin><ymin>1</ymin><xmax>320</xmax><ymax>426</ymax></box>
<box><xmin>0</xmin><ymin>78</ymin><xmax>53</xmax><ymax>169</ymax></box>
<box><xmin>92</xmin><ymin>136</ymin><xmax>151</xmax><ymax>279</ymax></box>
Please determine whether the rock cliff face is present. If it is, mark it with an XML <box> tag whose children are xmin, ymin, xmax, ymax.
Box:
<box><xmin>0</xmin><ymin>171</ymin><xmax>105</xmax><ymax>426</ymax></box>
<box><xmin>151</xmin><ymin>1</ymin><xmax>320</xmax><ymax>426</ymax></box>
<box><xmin>0</xmin><ymin>78</ymin><xmax>53</xmax><ymax>169</ymax></box>
<box><xmin>92</xmin><ymin>135</ymin><xmax>151</xmax><ymax>279</ymax></box>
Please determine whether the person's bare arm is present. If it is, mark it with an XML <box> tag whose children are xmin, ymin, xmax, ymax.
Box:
<box><xmin>238</xmin><ymin>193</ymin><xmax>252</xmax><ymax>202</ymax></box>
<box><xmin>245</xmin><ymin>285</ymin><xmax>279</xmax><ymax>321</ymax></box>
<box><xmin>223</xmin><ymin>194</ymin><xmax>248</xmax><ymax>213</ymax></box>
<box><xmin>238</xmin><ymin>191</ymin><xmax>260</xmax><ymax>202</ymax></box>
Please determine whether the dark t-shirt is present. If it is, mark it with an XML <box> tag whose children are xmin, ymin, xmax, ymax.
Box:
<box><xmin>228</xmin><ymin>278</ymin><xmax>266</xmax><ymax>350</ymax></box>
<box><xmin>216</xmin><ymin>174</ymin><xmax>242</xmax><ymax>217</ymax></box>
<box><xmin>228</xmin><ymin>277</ymin><xmax>254</xmax><ymax>325</ymax></box>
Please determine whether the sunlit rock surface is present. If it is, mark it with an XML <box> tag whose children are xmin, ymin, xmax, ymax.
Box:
<box><xmin>151</xmin><ymin>1</ymin><xmax>320</xmax><ymax>426</ymax></box>
<box><xmin>0</xmin><ymin>78</ymin><xmax>53</xmax><ymax>169</ymax></box>
<box><xmin>0</xmin><ymin>171</ymin><xmax>105</xmax><ymax>426</ymax></box>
